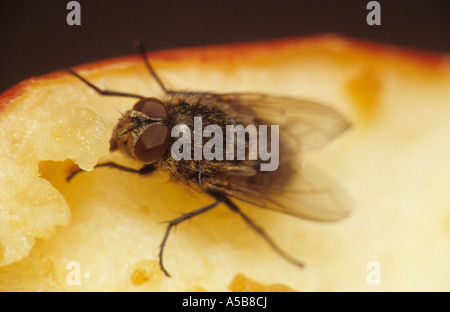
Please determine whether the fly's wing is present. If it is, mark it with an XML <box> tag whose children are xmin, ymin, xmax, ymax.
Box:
<box><xmin>227</xmin><ymin>163</ymin><xmax>351</xmax><ymax>222</ymax></box>
<box><xmin>212</xmin><ymin>93</ymin><xmax>351</xmax><ymax>151</ymax></box>
<box><xmin>191</xmin><ymin>92</ymin><xmax>352</xmax><ymax>222</ymax></box>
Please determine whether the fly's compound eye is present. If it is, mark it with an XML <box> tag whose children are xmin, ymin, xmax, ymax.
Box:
<box><xmin>132</xmin><ymin>98</ymin><xmax>169</xmax><ymax>164</ymax></box>
<box><xmin>134</xmin><ymin>123</ymin><xmax>170</xmax><ymax>164</ymax></box>
<box><xmin>133</xmin><ymin>97</ymin><xmax>168</xmax><ymax>119</ymax></box>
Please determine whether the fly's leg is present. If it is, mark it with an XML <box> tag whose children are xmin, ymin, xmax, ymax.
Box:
<box><xmin>158</xmin><ymin>200</ymin><xmax>222</xmax><ymax>277</ymax></box>
<box><xmin>66</xmin><ymin>162</ymin><xmax>156</xmax><ymax>182</ymax></box>
<box><xmin>136</xmin><ymin>41</ymin><xmax>216</xmax><ymax>98</ymax></box>
<box><xmin>213</xmin><ymin>193</ymin><xmax>305</xmax><ymax>269</ymax></box>
<box><xmin>70</xmin><ymin>42</ymin><xmax>202</xmax><ymax>99</ymax></box>
<box><xmin>67</xmin><ymin>68</ymin><xmax>145</xmax><ymax>99</ymax></box>
<box><xmin>136</xmin><ymin>41</ymin><xmax>170</xmax><ymax>94</ymax></box>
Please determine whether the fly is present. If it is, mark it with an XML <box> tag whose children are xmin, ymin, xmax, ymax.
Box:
<box><xmin>66</xmin><ymin>42</ymin><xmax>352</xmax><ymax>277</ymax></box>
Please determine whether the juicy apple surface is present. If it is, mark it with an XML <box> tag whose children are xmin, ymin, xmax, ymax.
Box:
<box><xmin>0</xmin><ymin>35</ymin><xmax>449</xmax><ymax>291</ymax></box>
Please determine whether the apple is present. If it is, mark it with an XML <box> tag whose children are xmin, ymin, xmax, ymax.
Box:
<box><xmin>0</xmin><ymin>35</ymin><xmax>449</xmax><ymax>291</ymax></box>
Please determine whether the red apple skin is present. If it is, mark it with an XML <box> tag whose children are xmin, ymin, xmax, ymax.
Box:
<box><xmin>2</xmin><ymin>34</ymin><xmax>449</xmax><ymax>113</ymax></box>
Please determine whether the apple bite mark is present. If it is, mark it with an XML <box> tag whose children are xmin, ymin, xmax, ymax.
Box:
<box><xmin>66</xmin><ymin>42</ymin><xmax>351</xmax><ymax>277</ymax></box>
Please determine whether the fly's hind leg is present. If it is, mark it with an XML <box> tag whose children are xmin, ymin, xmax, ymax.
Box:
<box><xmin>212</xmin><ymin>192</ymin><xmax>305</xmax><ymax>269</ymax></box>
<box><xmin>158</xmin><ymin>200</ymin><xmax>222</xmax><ymax>277</ymax></box>
<box><xmin>159</xmin><ymin>191</ymin><xmax>305</xmax><ymax>278</ymax></box>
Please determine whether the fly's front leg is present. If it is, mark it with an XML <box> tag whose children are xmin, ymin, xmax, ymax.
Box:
<box><xmin>67</xmin><ymin>68</ymin><xmax>145</xmax><ymax>99</ymax></box>
<box><xmin>66</xmin><ymin>162</ymin><xmax>156</xmax><ymax>181</ymax></box>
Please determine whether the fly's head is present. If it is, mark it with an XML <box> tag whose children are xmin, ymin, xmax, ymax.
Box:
<box><xmin>110</xmin><ymin>97</ymin><xmax>170</xmax><ymax>164</ymax></box>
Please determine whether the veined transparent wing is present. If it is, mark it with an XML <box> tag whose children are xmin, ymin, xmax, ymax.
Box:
<box><xmin>211</xmin><ymin>93</ymin><xmax>351</xmax><ymax>151</ymax></box>
<box><xmin>192</xmin><ymin>92</ymin><xmax>352</xmax><ymax>221</ymax></box>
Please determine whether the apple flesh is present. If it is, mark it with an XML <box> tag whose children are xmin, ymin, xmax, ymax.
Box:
<box><xmin>0</xmin><ymin>35</ymin><xmax>450</xmax><ymax>291</ymax></box>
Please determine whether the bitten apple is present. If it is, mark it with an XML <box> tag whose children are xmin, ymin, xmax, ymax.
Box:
<box><xmin>0</xmin><ymin>35</ymin><xmax>449</xmax><ymax>291</ymax></box>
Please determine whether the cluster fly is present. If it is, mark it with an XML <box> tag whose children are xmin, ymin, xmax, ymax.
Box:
<box><xmin>67</xmin><ymin>42</ymin><xmax>352</xmax><ymax>277</ymax></box>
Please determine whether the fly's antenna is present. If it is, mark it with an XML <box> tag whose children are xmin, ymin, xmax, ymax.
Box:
<box><xmin>135</xmin><ymin>40</ymin><xmax>169</xmax><ymax>94</ymax></box>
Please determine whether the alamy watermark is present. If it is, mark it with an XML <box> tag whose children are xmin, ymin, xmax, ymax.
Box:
<box><xmin>366</xmin><ymin>1</ymin><xmax>381</xmax><ymax>25</ymax></box>
<box><xmin>66</xmin><ymin>1</ymin><xmax>81</xmax><ymax>26</ymax></box>
<box><xmin>66</xmin><ymin>260</ymin><xmax>81</xmax><ymax>285</ymax></box>
<box><xmin>366</xmin><ymin>260</ymin><xmax>381</xmax><ymax>286</ymax></box>
<box><xmin>170</xmin><ymin>117</ymin><xmax>279</xmax><ymax>171</ymax></box>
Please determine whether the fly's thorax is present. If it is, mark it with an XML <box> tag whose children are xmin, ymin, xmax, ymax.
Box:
<box><xmin>160</xmin><ymin>97</ymin><xmax>271</xmax><ymax>181</ymax></box>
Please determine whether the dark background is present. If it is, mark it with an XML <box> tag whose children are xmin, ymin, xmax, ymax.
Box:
<box><xmin>1</xmin><ymin>0</ymin><xmax>449</xmax><ymax>93</ymax></box>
